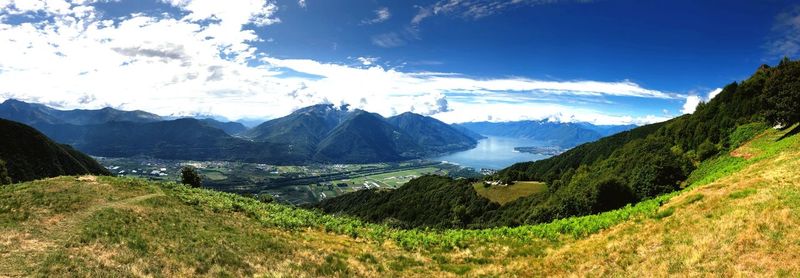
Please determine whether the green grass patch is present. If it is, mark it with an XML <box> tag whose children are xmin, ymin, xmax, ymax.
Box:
<box><xmin>729</xmin><ymin>188</ymin><xmax>757</xmax><ymax>199</ymax></box>
<box><xmin>314</xmin><ymin>254</ymin><xmax>351</xmax><ymax>277</ymax></box>
<box><xmin>473</xmin><ymin>181</ymin><xmax>547</xmax><ymax>205</ymax></box>
<box><xmin>682</xmin><ymin>194</ymin><xmax>705</xmax><ymax>206</ymax></box>
<box><xmin>652</xmin><ymin>207</ymin><xmax>675</xmax><ymax>219</ymax></box>
<box><xmin>440</xmin><ymin>263</ymin><xmax>472</xmax><ymax>275</ymax></box>
<box><xmin>388</xmin><ymin>255</ymin><xmax>423</xmax><ymax>272</ymax></box>
<box><xmin>728</xmin><ymin>122</ymin><xmax>769</xmax><ymax>149</ymax></box>
<box><xmin>357</xmin><ymin>253</ymin><xmax>379</xmax><ymax>265</ymax></box>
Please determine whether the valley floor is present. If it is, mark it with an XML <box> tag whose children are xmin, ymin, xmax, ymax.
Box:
<box><xmin>1</xmin><ymin>128</ymin><xmax>799</xmax><ymax>277</ymax></box>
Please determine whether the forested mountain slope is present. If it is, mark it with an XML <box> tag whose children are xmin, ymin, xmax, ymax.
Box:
<box><xmin>0</xmin><ymin>124</ymin><xmax>796</xmax><ymax>276</ymax></box>
<box><xmin>1</xmin><ymin>101</ymin><xmax>478</xmax><ymax>164</ymax></box>
<box><xmin>318</xmin><ymin>59</ymin><xmax>800</xmax><ymax>228</ymax></box>
<box><xmin>0</xmin><ymin>119</ymin><xmax>110</xmax><ymax>184</ymax></box>
<box><xmin>36</xmin><ymin>118</ymin><xmax>305</xmax><ymax>164</ymax></box>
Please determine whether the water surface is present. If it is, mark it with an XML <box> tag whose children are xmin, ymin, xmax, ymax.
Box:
<box><xmin>431</xmin><ymin>136</ymin><xmax>551</xmax><ymax>170</ymax></box>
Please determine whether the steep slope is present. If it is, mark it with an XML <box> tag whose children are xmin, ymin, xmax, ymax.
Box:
<box><xmin>0</xmin><ymin>119</ymin><xmax>110</xmax><ymax>184</ymax></box>
<box><xmin>386</xmin><ymin>112</ymin><xmax>477</xmax><ymax>153</ymax></box>
<box><xmin>313</xmin><ymin>110</ymin><xmax>423</xmax><ymax>163</ymax></box>
<box><xmin>0</xmin><ymin>126</ymin><xmax>796</xmax><ymax>276</ymax></box>
<box><xmin>0</xmin><ymin>99</ymin><xmax>161</xmax><ymax>125</ymax></box>
<box><xmin>243</xmin><ymin>104</ymin><xmax>348</xmax><ymax>157</ymax></box>
<box><xmin>317</xmin><ymin>60</ymin><xmax>800</xmax><ymax>229</ymax></box>
<box><xmin>526</xmin><ymin>124</ymin><xmax>800</xmax><ymax>275</ymax></box>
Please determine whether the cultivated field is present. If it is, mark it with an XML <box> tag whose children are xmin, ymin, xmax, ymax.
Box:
<box><xmin>473</xmin><ymin>181</ymin><xmax>547</xmax><ymax>204</ymax></box>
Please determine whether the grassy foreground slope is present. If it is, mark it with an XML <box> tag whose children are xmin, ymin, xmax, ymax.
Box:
<box><xmin>0</xmin><ymin>127</ymin><xmax>797</xmax><ymax>276</ymax></box>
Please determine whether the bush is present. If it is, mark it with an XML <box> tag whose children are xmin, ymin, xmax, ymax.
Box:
<box><xmin>0</xmin><ymin>159</ymin><xmax>11</xmax><ymax>185</ymax></box>
<box><xmin>728</xmin><ymin>123</ymin><xmax>768</xmax><ymax>149</ymax></box>
<box><xmin>696</xmin><ymin>140</ymin><xmax>718</xmax><ymax>161</ymax></box>
<box><xmin>181</xmin><ymin>166</ymin><xmax>202</xmax><ymax>188</ymax></box>
<box><xmin>256</xmin><ymin>194</ymin><xmax>274</xmax><ymax>203</ymax></box>
<box><xmin>593</xmin><ymin>178</ymin><xmax>635</xmax><ymax>213</ymax></box>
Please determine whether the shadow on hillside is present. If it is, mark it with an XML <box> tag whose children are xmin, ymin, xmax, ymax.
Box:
<box><xmin>777</xmin><ymin>125</ymin><xmax>800</xmax><ymax>141</ymax></box>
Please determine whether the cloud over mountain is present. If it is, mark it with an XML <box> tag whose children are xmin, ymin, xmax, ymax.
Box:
<box><xmin>0</xmin><ymin>0</ymin><xmax>676</xmax><ymax>125</ymax></box>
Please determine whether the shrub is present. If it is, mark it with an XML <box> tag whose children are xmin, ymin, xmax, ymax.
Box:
<box><xmin>181</xmin><ymin>166</ymin><xmax>202</xmax><ymax>188</ymax></box>
<box><xmin>0</xmin><ymin>159</ymin><xmax>11</xmax><ymax>185</ymax></box>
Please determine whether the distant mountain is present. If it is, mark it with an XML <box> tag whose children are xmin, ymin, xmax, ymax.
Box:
<box><xmin>314</xmin><ymin>110</ymin><xmax>424</xmax><ymax>163</ymax></box>
<box><xmin>387</xmin><ymin>112</ymin><xmax>478</xmax><ymax>153</ymax></box>
<box><xmin>199</xmin><ymin>118</ymin><xmax>248</xmax><ymax>136</ymax></box>
<box><xmin>0</xmin><ymin>118</ymin><xmax>110</xmax><ymax>184</ymax></box>
<box><xmin>243</xmin><ymin>104</ymin><xmax>478</xmax><ymax>163</ymax></box>
<box><xmin>450</xmin><ymin>124</ymin><xmax>487</xmax><ymax>141</ymax></box>
<box><xmin>576</xmin><ymin>122</ymin><xmax>638</xmax><ymax>137</ymax></box>
<box><xmin>243</xmin><ymin>104</ymin><xmax>349</xmax><ymax>158</ymax></box>
<box><xmin>455</xmin><ymin>120</ymin><xmax>635</xmax><ymax>147</ymax></box>
<box><xmin>0</xmin><ymin>100</ymin><xmax>479</xmax><ymax>164</ymax></box>
<box><xmin>35</xmin><ymin>118</ymin><xmax>304</xmax><ymax>164</ymax></box>
<box><xmin>0</xmin><ymin>99</ymin><xmax>162</xmax><ymax>125</ymax></box>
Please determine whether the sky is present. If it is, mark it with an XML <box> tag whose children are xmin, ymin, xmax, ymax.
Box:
<box><xmin>0</xmin><ymin>0</ymin><xmax>798</xmax><ymax>125</ymax></box>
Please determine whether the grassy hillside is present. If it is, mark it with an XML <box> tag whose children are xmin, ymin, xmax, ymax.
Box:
<box><xmin>473</xmin><ymin>181</ymin><xmax>547</xmax><ymax>205</ymax></box>
<box><xmin>1</xmin><ymin>126</ymin><xmax>797</xmax><ymax>276</ymax></box>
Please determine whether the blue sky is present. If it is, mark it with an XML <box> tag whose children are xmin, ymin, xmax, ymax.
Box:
<box><xmin>0</xmin><ymin>0</ymin><xmax>798</xmax><ymax>124</ymax></box>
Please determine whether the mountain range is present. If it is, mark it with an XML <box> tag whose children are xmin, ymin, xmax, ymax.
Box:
<box><xmin>243</xmin><ymin>104</ymin><xmax>479</xmax><ymax>163</ymax></box>
<box><xmin>454</xmin><ymin>120</ymin><xmax>636</xmax><ymax>148</ymax></box>
<box><xmin>0</xmin><ymin>118</ymin><xmax>109</xmax><ymax>184</ymax></box>
<box><xmin>0</xmin><ymin>99</ymin><xmax>637</xmax><ymax>164</ymax></box>
<box><xmin>0</xmin><ymin>100</ymin><xmax>479</xmax><ymax>164</ymax></box>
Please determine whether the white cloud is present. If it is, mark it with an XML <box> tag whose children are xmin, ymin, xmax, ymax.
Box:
<box><xmin>356</xmin><ymin>56</ymin><xmax>379</xmax><ymax>66</ymax></box>
<box><xmin>765</xmin><ymin>6</ymin><xmax>800</xmax><ymax>60</ymax></box>
<box><xmin>371</xmin><ymin>32</ymin><xmax>406</xmax><ymax>48</ymax></box>
<box><xmin>707</xmin><ymin>87</ymin><xmax>722</xmax><ymax>100</ymax></box>
<box><xmin>298</xmin><ymin>0</ymin><xmax>306</xmax><ymax>8</ymax></box>
<box><xmin>681</xmin><ymin>95</ymin><xmax>702</xmax><ymax>114</ymax></box>
<box><xmin>435</xmin><ymin>102</ymin><xmax>668</xmax><ymax>125</ymax></box>
<box><xmin>412</xmin><ymin>0</ymin><xmax>591</xmax><ymax>27</ymax></box>
<box><xmin>0</xmin><ymin>0</ymin><xmax>675</xmax><ymax>126</ymax></box>
<box><xmin>260</xmin><ymin>57</ymin><xmax>678</xmax><ymax>123</ymax></box>
<box><xmin>361</xmin><ymin>7</ymin><xmax>390</xmax><ymax>25</ymax></box>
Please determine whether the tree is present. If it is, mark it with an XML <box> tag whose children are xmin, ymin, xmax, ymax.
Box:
<box><xmin>696</xmin><ymin>139</ymin><xmax>718</xmax><ymax>161</ymax></box>
<box><xmin>0</xmin><ymin>159</ymin><xmax>11</xmax><ymax>185</ymax></box>
<box><xmin>593</xmin><ymin>178</ymin><xmax>635</xmax><ymax>213</ymax></box>
<box><xmin>763</xmin><ymin>58</ymin><xmax>800</xmax><ymax>126</ymax></box>
<box><xmin>256</xmin><ymin>193</ymin><xmax>274</xmax><ymax>203</ymax></box>
<box><xmin>181</xmin><ymin>166</ymin><xmax>202</xmax><ymax>188</ymax></box>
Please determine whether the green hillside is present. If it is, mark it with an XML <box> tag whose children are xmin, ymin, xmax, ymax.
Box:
<box><xmin>1</xmin><ymin>124</ymin><xmax>797</xmax><ymax>276</ymax></box>
<box><xmin>0</xmin><ymin>119</ymin><xmax>110</xmax><ymax>184</ymax></box>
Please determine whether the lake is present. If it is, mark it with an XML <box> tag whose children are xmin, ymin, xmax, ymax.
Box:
<box><xmin>431</xmin><ymin>136</ymin><xmax>552</xmax><ymax>170</ymax></box>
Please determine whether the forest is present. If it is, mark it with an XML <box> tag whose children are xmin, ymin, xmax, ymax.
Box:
<box><xmin>319</xmin><ymin>58</ymin><xmax>800</xmax><ymax>229</ymax></box>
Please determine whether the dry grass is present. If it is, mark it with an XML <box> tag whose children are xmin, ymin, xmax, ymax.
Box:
<box><xmin>1</xmin><ymin>128</ymin><xmax>798</xmax><ymax>277</ymax></box>
<box><xmin>521</xmin><ymin>128</ymin><xmax>800</xmax><ymax>277</ymax></box>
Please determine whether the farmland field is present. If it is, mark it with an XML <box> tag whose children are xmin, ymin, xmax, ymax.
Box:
<box><xmin>96</xmin><ymin>157</ymin><xmax>464</xmax><ymax>205</ymax></box>
<box><xmin>473</xmin><ymin>181</ymin><xmax>547</xmax><ymax>204</ymax></box>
